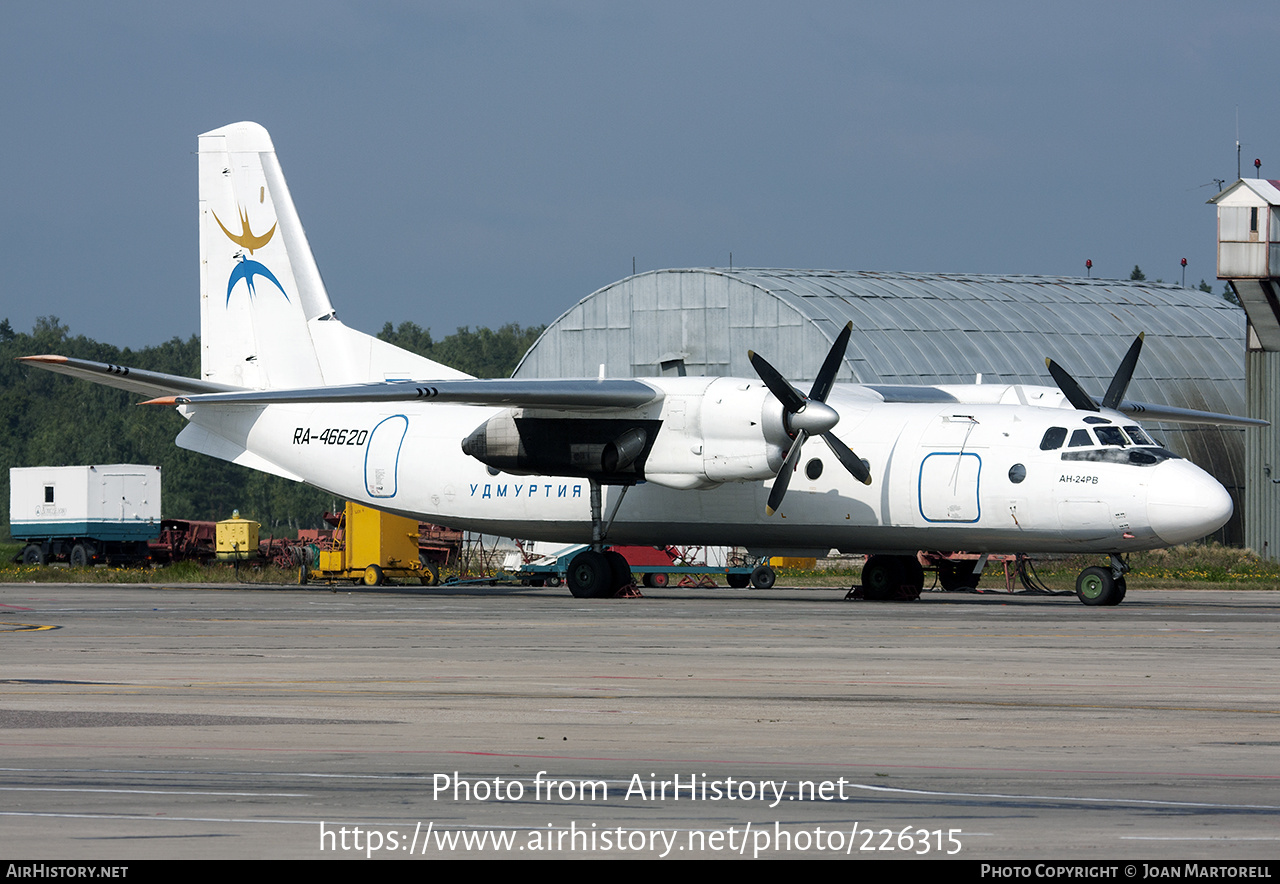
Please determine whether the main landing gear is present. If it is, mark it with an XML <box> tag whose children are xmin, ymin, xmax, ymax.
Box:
<box><xmin>565</xmin><ymin>480</ymin><xmax>636</xmax><ymax>599</ymax></box>
<box><xmin>855</xmin><ymin>554</ymin><xmax>925</xmax><ymax>601</ymax></box>
<box><xmin>1075</xmin><ymin>555</ymin><xmax>1127</xmax><ymax>606</ymax></box>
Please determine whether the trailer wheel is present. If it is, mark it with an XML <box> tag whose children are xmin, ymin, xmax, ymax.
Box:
<box><xmin>547</xmin><ymin>575</ymin><xmax>561</xmax><ymax>587</ymax></box>
<box><xmin>750</xmin><ymin>565</ymin><xmax>777</xmax><ymax>589</ymax></box>
<box><xmin>363</xmin><ymin>564</ymin><xmax>385</xmax><ymax>587</ymax></box>
<box><xmin>70</xmin><ymin>544</ymin><xmax>91</xmax><ymax>568</ymax></box>
<box><xmin>642</xmin><ymin>572</ymin><xmax>669</xmax><ymax>588</ymax></box>
<box><xmin>726</xmin><ymin>572</ymin><xmax>750</xmax><ymax>588</ymax></box>
<box><xmin>21</xmin><ymin>545</ymin><xmax>45</xmax><ymax>566</ymax></box>
<box><xmin>419</xmin><ymin>563</ymin><xmax>440</xmax><ymax>586</ymax></box>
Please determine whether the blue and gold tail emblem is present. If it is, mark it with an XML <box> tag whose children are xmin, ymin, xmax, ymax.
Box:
<box><xmin>217</xmin><ymin>203</ymin><xmax>287</xmax><ymax>305</ymax></box>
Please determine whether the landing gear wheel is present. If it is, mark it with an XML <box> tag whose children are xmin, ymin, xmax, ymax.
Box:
<box><xmin>902</xmin><ymin>557</ymin><xmax>925</xmax><ymax>596</ymax></box>
<box><xmin>938</xmin><ymin>561</ymin><xmax>980</xmax><ymax>591</ymax></box>
<box><xmin>1105</xmin><ymin>576</ymin><xmax>1127</xmax><ymax>606</ymax></box>
<box><xmin>70</xmin><ymin>544</ymin><xmax>91</xmax><ymax>568</ymax></box>
<box><xmin>419</xmin><ymin>563</ymin><xmax>440</xmax><ymax>586</ymax></box>
<box><xmin>726</xmin><ymin>572</ymin><xmax>751</xmax><ymax>589</ymax></box>
<box><xmin>1076</xmin><ymin>566</ymin><xmax>1118</xmax><ymax>606</ymax></box>
<box><xmin>861</xmin><ymin>555</ymin><xmax>923</xmax><ymax>600</ymax></box>
<box><xmin>642</xmin><ymin>572</ymin><xmax>669</xmax><ymax>588</ymax></box>
<box><xmin>567</xmin><ymin>550</ymin><xmax>611</xmax><ymax>598</ymax></box>
<box><xmin>750</xmin><ymin>565</ymin><xmax>776</xmax><ymax>589</ymax></box>
<box><xmin>861</xmin><ymin>555</ymin><xmax>902</xmax><ymax>600</ymax></box>
<box><xmin>603</xmin><ymin>550</ymin><xmax>632</xmax><ymax>592</ymax></box>
<box><xmin>21</xmin><ymin>545</ymin><xmax>45</xmax><ymax>566</ymax></box>
<box><xmin>363</xmin><ymin>564</ymin><xmax>385</xmax><ymax>587</ymax></box>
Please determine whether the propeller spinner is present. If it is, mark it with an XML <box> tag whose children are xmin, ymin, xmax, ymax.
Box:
<box><xmin>1045</xmin><ymin>333</ymin><xmax>1145</xmax><ymax>412</ymax></box>
<box><xmin>748</xmin><ymin>321</ymin><xmax>871</xmax><ymax>516</ymax></box>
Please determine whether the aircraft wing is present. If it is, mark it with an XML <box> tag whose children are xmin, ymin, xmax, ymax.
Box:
<box><xmin>156</xmin><ymin>377</ymin><xmax>663</xmax><ymax>410</ymax></box>
<box><xmin>1115</xmin><ymin>399</ymin><xmax>1268</xmax><ymax>428</ymax></box>
<box><xmin>19</xmin><ymin>355</ymin><xmax>243</xmax><ymax>399</ymax></box>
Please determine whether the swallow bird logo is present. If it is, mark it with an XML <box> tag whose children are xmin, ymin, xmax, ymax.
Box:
<box><xmin>226</xmin><ymin>257</ymin><xmax>289</xmax><ymax>305</ymax></box>
<box><xmin>213</xmin><ymin>205</ymin><xmax>277</xmax><ymax>253</ymax></box>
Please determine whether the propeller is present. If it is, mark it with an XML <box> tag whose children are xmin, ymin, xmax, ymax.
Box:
<box><xmin>748</xmin><ymin>321</ymin><xmax>871</xmax><ymax>516</ymax></box>
<box><xmin>1045</xmin><ymin>332</ymin><xmax>1144</xmax><ymax>412</ymax></box>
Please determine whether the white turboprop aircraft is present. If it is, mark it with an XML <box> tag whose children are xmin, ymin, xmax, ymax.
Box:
<box><xmin>21</xmin><ymin>122</ymin><xmax>1261</xmax><ymax>605</ymax></box>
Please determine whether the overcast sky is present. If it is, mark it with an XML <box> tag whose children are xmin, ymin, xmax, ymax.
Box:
<box><xmin>3</xmin><ymin>1</ymin><xmax>1277</xmax><ymax>349</ymax></box>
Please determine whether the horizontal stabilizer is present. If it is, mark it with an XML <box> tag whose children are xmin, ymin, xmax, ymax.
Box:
<box><xmin>19</xmin><ymin>355</ymin><xmax>243</xmax><ymax>399</ymax></box>
<box><xmin>167</xmin><ymin>377</ymin><xmax>662</xmax><ymax>410</ymax></box>
<box><xmin>176</xmin><ymin>423</ymin><xmax>304</xmax><ymax>482</ymax></box>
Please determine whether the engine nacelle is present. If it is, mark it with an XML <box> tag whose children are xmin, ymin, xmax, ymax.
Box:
<box><xmin>642</xmin><ymin>378</ymin><xmax>789</xmax><ymax>489</ymax></box>
<box><xmin>461</xmin><ymin>378</ymin><xmax>795</xmax><ymax>490</ymax></box>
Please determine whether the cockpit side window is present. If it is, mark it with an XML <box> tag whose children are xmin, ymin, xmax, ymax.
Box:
<box><xmin>1094</xmin><ymin>426</ymin><xmax>1126</xmax><ymax>446</ymax></box>
<box><xmin>1040</xmin><ymin>427</ymin><xmax>1068</xmax><ymax>450</ymax></box>
<box><xmin>1068</xmin><ymin>429</ymin><xmax>1093</xmax><ymax>447</ymax></box>
<box><xmin>1124</xmin><ymin>425</ymin><xmax>1154</xmax><ymax>446</ymax></box>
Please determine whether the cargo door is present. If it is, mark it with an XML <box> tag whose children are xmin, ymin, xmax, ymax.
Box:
<box><xmin>917</xmin><ymin>414</ymin><xmax>984</xmax><ymax>523</ymax></box>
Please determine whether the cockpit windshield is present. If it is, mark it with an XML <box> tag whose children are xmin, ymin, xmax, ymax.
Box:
<box><xmin>1039</xmin><ymin>422</ymin><xmax>1180</xmax><ymax>466</ymax></box>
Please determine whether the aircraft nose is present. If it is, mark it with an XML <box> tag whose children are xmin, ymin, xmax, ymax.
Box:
<box><xmin>1146</xmin><ymin>460</ymin><xmax>1234</xmax><ymax>545</ymax></box>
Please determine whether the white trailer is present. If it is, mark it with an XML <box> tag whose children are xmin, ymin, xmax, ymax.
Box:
<box><xmin>10</xmin><ymin>465</ymin><xmax>161</xmax><ymax>566</ymax></box>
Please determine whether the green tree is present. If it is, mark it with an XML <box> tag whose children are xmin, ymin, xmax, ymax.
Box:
<box><xmin>1198</xmin><ymin>279</ymin><xmax>1213</xmax><ymax>294</ymax></box>
<box><xmin>378</xmin><ymin>321</ymin><xmax>434</xmax><ymax>359</ymax></box>
<box><xmin>1129</xmin><ymin>265</ymin><xmax>1146</xmax><ymax>281</ymax></box>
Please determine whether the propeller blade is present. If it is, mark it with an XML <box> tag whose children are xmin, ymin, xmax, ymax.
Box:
<box><xmin>1102</xmin><ymin>333</ymin><xmax>1144</xmax><ymax>410</ymax></box>
<box><xmin>766</xmin><ymin>430</ymin><xmax>807</xmax><ymax>516</ymax></box>
<box><xmin>821</xmin><ymin>432</ymin><xmax>872</xmax><ymax>485</ymax></box>
<box><xmin>1045</xmin><ymin>358</ymin><xmax>1099</xmax><ymax>412</ymax></box>
<box><xmin>808</xmin><ymin>321</ymin><xmax>853</xmax><ymax>402</ymax></box>
<box><xmin>748</xmin><ymin>350</ymin><xmax>806</xmax><ymax>413</ymax></box>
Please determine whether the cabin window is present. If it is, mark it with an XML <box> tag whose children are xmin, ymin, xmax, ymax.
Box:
<box><xmin>1008</xmin><ymin>463</ymin><xmax>1026</xmax><ymax>483</ymax></box>
<box><xmin>1068</xmin><ymin>429</ymin><xmax>1093</xmax><ymax>447</ymax></box>
<box><xmin>805</xmin><ymin>458</ymin><xmax>823</xmax><ymax>480</ymax></box>
<box><xmin>1039</xmin><ymin>427</ymin><xmax>1068</xmax><ymax>450</ymax></box>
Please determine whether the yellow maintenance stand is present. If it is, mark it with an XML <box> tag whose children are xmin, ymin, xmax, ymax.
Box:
<box><xmin>305</xmin><ymin>502</ymin><xmax>426</xmax><ymax>586</ymax></box>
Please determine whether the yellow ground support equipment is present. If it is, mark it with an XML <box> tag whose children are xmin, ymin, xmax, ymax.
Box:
<box><xmin>304</xmin><ymin>502</ymin><xmax>426</xmax><ymax>586</ymax></box>
<box><xmin>216</xmin><ymin>514</ymin><xmax>260</xmax><ymax>561</ymax></box>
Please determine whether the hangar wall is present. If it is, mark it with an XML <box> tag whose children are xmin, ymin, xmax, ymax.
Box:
<box><xmin>515</xmin><ymin>268</ymin><xmax>1247</xmax><ymax>545</ymax></box>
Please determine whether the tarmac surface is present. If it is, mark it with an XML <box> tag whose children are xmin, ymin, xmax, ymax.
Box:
<box><xmin>0</xmin><ymin>580</ymin><xmax>1277</xmax><ymax>860</ymax></box>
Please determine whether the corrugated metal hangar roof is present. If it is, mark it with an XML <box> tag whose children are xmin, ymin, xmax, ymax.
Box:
<box><xmin>515</xmin><ymin>268</ymin><xmax>1247</xmax><ymax>542</ymax></box>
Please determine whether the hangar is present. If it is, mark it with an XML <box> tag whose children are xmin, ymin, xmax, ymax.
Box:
<box><xmin>513</xmin><ymin>269</ymin><xmax>1247</xmax><ymax>543</ymax></box>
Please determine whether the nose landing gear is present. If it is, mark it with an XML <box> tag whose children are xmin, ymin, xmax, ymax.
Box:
<box><xmin>1076</xmin><ymin>555</ymin><xmax>1128</xmax><ymax>606</ymax></box>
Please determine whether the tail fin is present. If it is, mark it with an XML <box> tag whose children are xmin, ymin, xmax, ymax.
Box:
<box><xmin>198</xmin><ymin>122</ymin><xmax>466</xmax><ymax>389</ymax></box>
